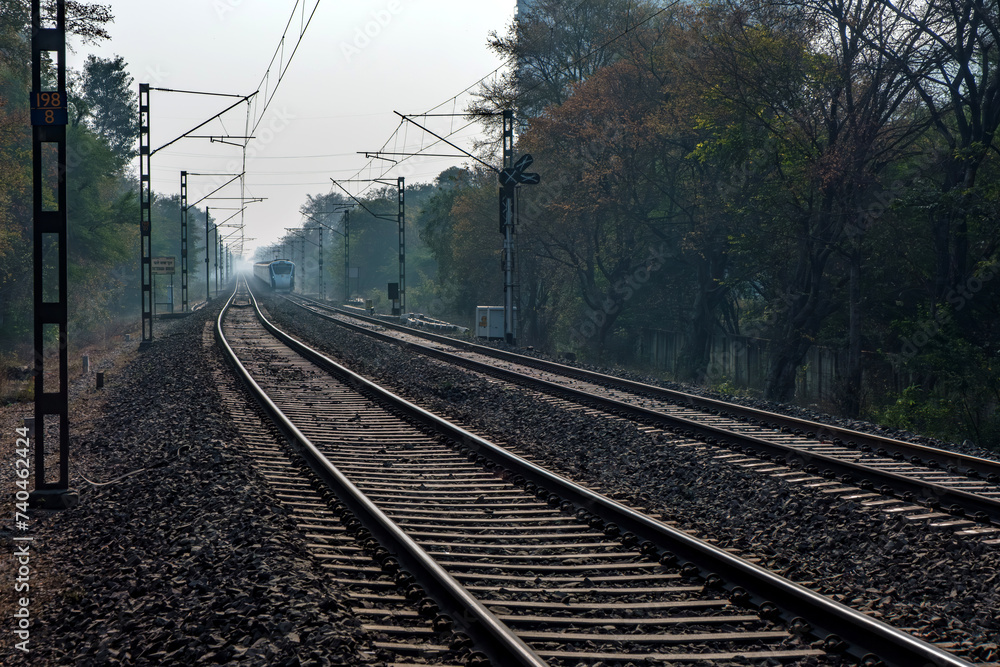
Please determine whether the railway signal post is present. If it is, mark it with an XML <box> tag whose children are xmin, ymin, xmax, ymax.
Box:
<box><xmin>498</xmin><ymin>110</ymin><xmax>539</xmax><ymax>345</ymax></box>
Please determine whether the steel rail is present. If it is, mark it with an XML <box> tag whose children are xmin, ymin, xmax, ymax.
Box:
<box><xmin>216</xmin><ymin>280</ymin><xmax>547</xmax><ymax>667</ymax></box>
<box><xmin>270</xmin><ymin>294</ymin><xmax>973</xmax><ymax>667</ymax></box>
<box><xmin>304</xmin><ymin>296</ymin><xmax>1000</xmax><ymax>482</ymax></box>
<box><xmin>286</xmin><ymin>296</ymin><xmax>1000</xmax><ymax>526</ymax></box>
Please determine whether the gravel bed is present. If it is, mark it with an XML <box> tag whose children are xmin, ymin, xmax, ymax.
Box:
<box><xmin>0</xmin><ymin>303</ymin><xmax>377</xmax><ymax>666</ymax></box>
<box><xmin>392</xmin><ymin>316</ymin><xmax>1000</xmax><ymax>463</ymax></box>
<box><xmin>265</xmin><ymin>293</ymin><xmax>1000</xmax><ymax>664</ymax></box>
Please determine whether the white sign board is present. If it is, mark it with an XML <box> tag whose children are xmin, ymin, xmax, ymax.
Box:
<box><xmin>152</xmin><ymin>257</ymin><xmax>176</xmax><ymax>275</ymax></box>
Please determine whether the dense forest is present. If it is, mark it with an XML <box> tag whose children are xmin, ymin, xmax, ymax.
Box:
<box><xmin>2</xmin><ymin>0</ymin><xmax>999</xmax><ymax>450</ymax></box>
<box><xmin>0</xmin><ymin>2</ymin><xmax>228</xmax><ymax>388</ymax></box>
<box><xmin>1</xmin><ymin>4</ymin><xmax>134</xmax><ymax>373</ymax></box>
<box><xmin>349</xmin><ymin>0</ymin><xmax>998</xmax><ymax>448</ymax></box>
<box><xmin>482</xmin><ymin>0</ymin><xmax>997</xmax><ymax>447</ymax></box>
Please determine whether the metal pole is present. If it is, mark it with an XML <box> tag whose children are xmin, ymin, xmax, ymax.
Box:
<box><xmin>215</xmin><ymin>224</ymin><xmax>220</xmax><ymax>294</ymax></box>
<box><xmin>30</xmin><ymin>0</ymin><xmax>75</xmax><ymax>507</ymax></box>
<box><xmin>501</xmin><ymin>109</ymin><xmax>516</xmax><ymax>344</ymax></box>
<box><xmin>140</xmin><ymin>82</ymin><xmax>152</xmax><ymax>342</ymax></box>
<box><xmin>205</xmin><ymin>207</ymin><xmax>211</xmax><ymax>301</ymax></box>
<box><xmin>180</xmin><ymin>171</ymin><xmax>189</xmax><ymax>312</ymax></box>
<box><xmin>398</xmin><ymin>177</ymin><xmax>405</xmax><ymax>316</ymax></box>
<box><xmin>503</xmin><ymin>184</ymin><xmax>515</xmax><ymax>344</ymax></box>
<box><xmin>318</xmin><ymin>226</ymin><xmax>324</xmax><ymax>300</ymax></box>
<box><xmin>345</xmin><ymin>210</ymin><xmax>350</xmax><ymax>302</ymax></box>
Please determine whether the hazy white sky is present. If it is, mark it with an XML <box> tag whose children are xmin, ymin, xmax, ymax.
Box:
<box><xmin>67</xmin><ymin>1</ymin><xmax>517</xmax><ymax>256</ymax></box>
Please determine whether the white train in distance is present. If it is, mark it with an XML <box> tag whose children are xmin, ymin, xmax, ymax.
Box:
<box><xmin>253</xmin><ymin>259</ymin><xmax>295</xmax><ymax>292</ymax></box>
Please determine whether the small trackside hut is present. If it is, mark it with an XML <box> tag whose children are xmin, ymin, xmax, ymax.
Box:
<box><xmin>476</xmin><ymin>306</ymin><xmax>515</xmax><ymax>341</ymax></box>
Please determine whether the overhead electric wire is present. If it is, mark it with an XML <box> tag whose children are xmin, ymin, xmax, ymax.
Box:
<box><xmin>148</xmin><ymin>87</ymin><xmax>247</xmax><ymax>98</ymax></box>
<box><xmin>184</xmin><ymin>2</ymin><xmax>677</xmax><ymax>257</ymax></box>
<box><xmin>338</xmin><ymin>1</ymin><xmax>678</xmax><ymax>203</ymax></box>
<box><xmin>151</xmin><ymin>94</ymin><xmax>256</xmax><ymax>155</ymax></box>
<box><xmin>336</xmin><ymin>42</ymin><xmax>518</xmax><ymax>196</ymax></box>
<box><xmin>246</xmin><ymin>0</ymin><xmax>323</xmax><ymax>142</ymax></box>
<box><xmin>230</xmin><ymin>0</ymin><xmax>324</xmax><ymax>256</ymax></box>
<box><xmin>420</xmin><ymin>56</ymin><xmax>516</xmax><ymax>117</ymax></box>
<box><xmin>231</xmin><ymin>0</ymin><xmax>675</xmax><ymax>244</ymax></box>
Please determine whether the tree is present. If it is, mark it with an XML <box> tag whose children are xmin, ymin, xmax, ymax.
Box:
<box><xmin>873</xmin><ymin>0</ymin><xmax>1000</xmax><ymax>309</ymax></box>
<box><xmin>0</xmin><ymin>1</ymin><xmax>115</xmax><ymax>350</ymax></box>
<box><xmin>415</xmin><ymin>166</ymin><xmax>472</xmax><ymax>286</ymax></box>
<box><xmin>445</xmin><ymin>172</ymin><xmax>503</xmax><ymax>318</ymax></box>
<box><xmin>59</xmin><ymin>1</ymin><xmax>113</xmax><ymax>43</ymax></box>
<box><xmin>520</xmin><ymin>55</ymin><xmax>673</xmax><ymax>355</ymax></box>
<box><xmin>469</xmin><ymin>0</ymin><xmax>651</xmax><ymax>155</ymax></box>
<box><xmin>74</xmin><ymin>55</ymin><xmax>138</xmax><ymax>163</ymax></box>
<box><xmin>694</xmin><ymin>0</ymin><xmax>929</xmax><ymax>403</ymax></box>
<box><xmin>2</xmin><ymin>2</ymin><xmax>113</xmax><ymax>45</ymax></box>
<box><xmin>0</xmin><ymin>100</ymin><xmax>32</xmax><ymax>345</ymax></box>
<box><xmin>630</xmin><ymin>9</ymin><xmax>748</xmax><ymax>379</ymax></box>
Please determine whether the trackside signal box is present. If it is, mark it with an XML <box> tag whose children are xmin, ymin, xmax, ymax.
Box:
<box><xmin>476</xmin><ymin>306</ymin><xmax>515</xmax><ymax>341</ymax></box>
<box><xmin>388</xmin><ymin>282</ymin><xmax>399</xmax><ymax>316</ymax></box>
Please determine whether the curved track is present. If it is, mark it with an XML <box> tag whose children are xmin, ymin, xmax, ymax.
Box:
<box><xmin>215</xmin><ymin>280</ymin><xmax>974</xmax><ymax>666</ymax></box>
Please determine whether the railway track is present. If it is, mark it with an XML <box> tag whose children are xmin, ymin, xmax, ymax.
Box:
<box><xmin>217</xmin><ymin>280</ymin><xmax>973</xmax><ymax>666</ymax></box>
<box><xmin>281</xmin><ymin>294</ymin><xmax>1000</xmax><ymax>543</ymax></box>
<box><xmin>206</xmin><ymin>322</ymin><xmax>469</xmax><ymax>666</ymax></box>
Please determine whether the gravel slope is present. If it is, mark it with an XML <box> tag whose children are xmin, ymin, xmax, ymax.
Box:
<box><xmin>1</xmin><ymin>304</ymin><xmax>376</xmax><ymax>666</ymax></box>
<box><xmin>3</xmin><ymin>289</ymin><xmax>995</xmax><ymax>665</ymax></box>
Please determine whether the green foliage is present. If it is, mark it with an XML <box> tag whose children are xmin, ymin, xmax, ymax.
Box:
<box><xmin>75</xmin><ymin>54</ymin><xmax>138</xmax><ymax>164</ymax></box>
<box><xmin>875</xmin><ymin>386</ymin><xmax>958</xmax><ymax>440</ymax></box>
<box><xmin>472</xmin><ymin>0</ymin><xmax>1000</xmax><ymax>439</ymax></box>
<box><xmin>415</xmin><ymin>167</ymin><xmax>472</xmax><ymax>285</ymax></box>
<box><xmin>875</xmin><ymin>301</ymin><xmax>1000</xmax><ymax>449</ymax></box>
<box><xmin>469</xmin><ymin>0</ymin><xmax>647</xmax><ymax>145</ymax></box>
<box><xmin>711</xmin><ymin>378</ymin><xmax>755</xmax><ymax>398</ymax></box>
<box><xmin>63</xmin><ymin>122</ymin><xmax>138</xmax><ymax>335</ymax></box>
<box><xmin>0</xmin><ymin>6</ymin><xmax>137</xmax><ymax>358</ymax></box>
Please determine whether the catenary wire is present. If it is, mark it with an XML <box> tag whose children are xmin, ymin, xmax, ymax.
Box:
<box><xmin>335</xmin><ymin>1</ymin><xmax>678</xmax><ymax>201</ymax></box>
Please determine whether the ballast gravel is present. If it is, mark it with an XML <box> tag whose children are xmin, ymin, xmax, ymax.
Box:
<box><xmin>419</xmin><ymin>315</ymin><xmax>1000</xmax><ymax>464</ymax></box>
<box><xmin>0</xmin><ymin>304</ymin><xmax>376</xmax><ymax>666</ymax></box>
<box><xmin>262</xmin><ymin>294</ymin><xmax>1000</xmax><ymax>664</ymax></box>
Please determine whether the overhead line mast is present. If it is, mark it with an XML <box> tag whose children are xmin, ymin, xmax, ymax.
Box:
<box><xmin>390</xmin><ymin>111</ymin><xmax>537</xmax><ymax>341</ymax></box>
<box><xmin>138</xmin><ymin>87</ymin><xmax>255</xmax><ymax>343</ymax></box>
<box><xmin>30</xmin><ymin>0</ymin><xmax>76</xmax><ymax>509</ymax></box>
<box><xmin>331</xmin><ymin>178</ymin><xmax>407</xmax><ymax>316</ymax></box>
